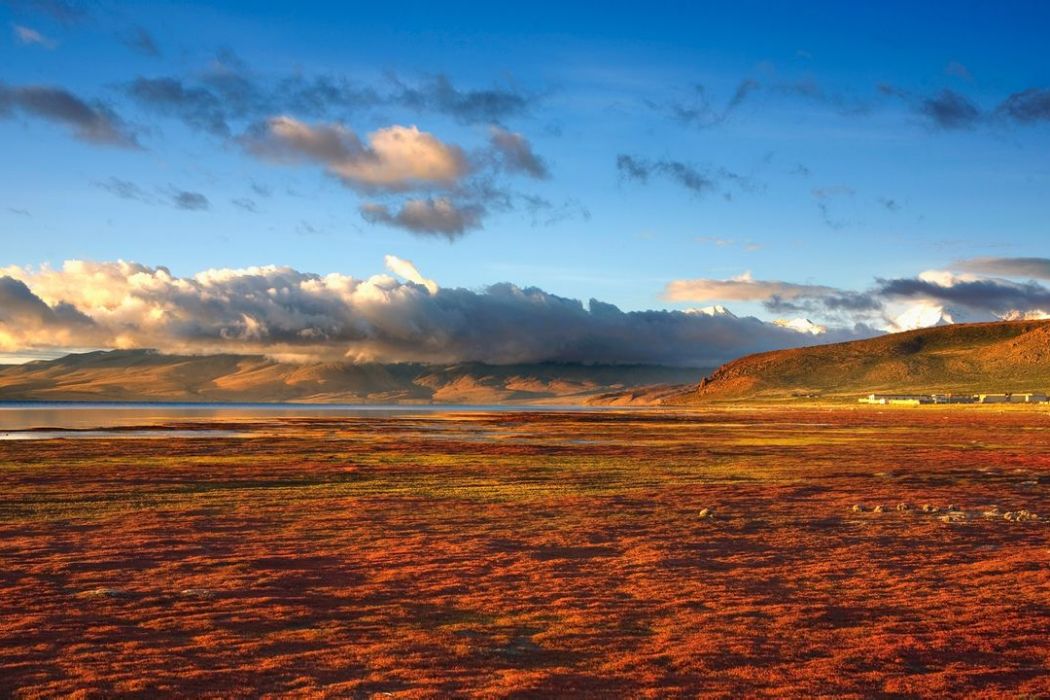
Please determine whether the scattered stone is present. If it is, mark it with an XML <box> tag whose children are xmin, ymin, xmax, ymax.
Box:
<box><xmin>873</xmin><ymin>505</ymin><xmax>886</xmax><ymax>513</ymax></box>
<box><xmin>897</xmin><ymin>503</ymin><xmax>910</xmax><ymax>511</ymax></box>
<box><xmin>180</xmin><ymin>588</ymin><xmax>215</xmax><ymax>599</ymax></box>
<box><xmin>697</xmin><ymin>508</ymin><xmax>713</xmax><ymax>520</ymax></box>
<box><xmin>921</xmin><ymin>504</ymin><xmax>939</xmax><ymax>513</ymax></box>
<box><xmin>78</xmin><ymin>587</ymin><xmax>125</xmax><ymax>598</ymax></box>
<box><xmin>851</xmin><ymin>504</ymin><xmax>865</xmax><ymax>513</ymax></box>
<box><xmin>939</xmin><ymin>511</ymin><xmax>969</xmax><ymax>524</ymax></box>
<box><xmin>948</xmin><ymin>504</ymin><xmax>961</xmax><ymax>512</ymax></box>
<box><xmin>1003</xmin><ymin>512</ymin><xmax>1016</xmax><ymax>521</ymax></box>
<box><xmin>982</xmin><ymin>506</ymin><xmax>1001</xmax><ymax>518</ymax></box>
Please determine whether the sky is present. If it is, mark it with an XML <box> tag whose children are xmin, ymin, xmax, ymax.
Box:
<box><xmin>1</xmin><ymin>0</ymin><xmax>1050</xmax><ymax>366</ymax></box>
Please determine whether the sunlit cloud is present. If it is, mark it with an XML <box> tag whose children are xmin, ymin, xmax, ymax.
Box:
<box><xmin>0</xmin><ymin>259</ymin><xmax>870</xmax><ymax>366</ymax></box>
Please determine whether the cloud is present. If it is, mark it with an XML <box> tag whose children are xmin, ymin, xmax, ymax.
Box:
<box><xmin>95</xmin><ymin>178</ymin><xmax>210</xmax><ymax>211</ymax></box>
<box><xmin>488</xmin><ymin>126</ymin><xmax>548</xmax><ymax>178</ymax></box>
<box><xmin>12</xmin><ymin>24</ymin><xmax>56</xmax><ymax>48</ymax></box>
<box><xmin>171</xmin><ymin>189</ymin><xmax>209</xmax><ymax>211</ymax></box>
<box><xmin>384</xmin><ymin>254</ymin><xmax>438</xmax><ymax>294</ymax></box>
<box><xmin>664</xmin><ymin>271</ymin><xmax>840</xmax><ymax>303</ymax></box>
<box><xmin>879</xmin><ymin>84</ymin><xmax>982</xmax><ymax>130</ymax></box>
<box><xmin>392</xmin><ymin>73</ymin><xmax>534</xmax><ymax>125</ymax></box>
<box><xmin>877</xmin><ymin>272</ymin><xmax>1050</xmax><ymax>315</ymax></box>
<box><xmin>660</xmin><ymin>79</ymin><xmax>759</xmax><ymax>129</ymax></box>
<box><xmin>231</xmin><ymin>197</ymin><xmax>257</xmax><ymax>212</ymax></box>
<box><xmin>0</xmin><ymin>259</ymin><xmax>870</xmax><ymax>366</ymax></box>
<box><xmin>360</xmin><ymin>198</ymin><xmax>483</xmax><ymax>239</ymax></box>
<box><xmin>126</xmin><ymin>77</ymin><xmax>233</xmax><ymax>136</ymax></box>
<box><xmin>119</xmin><ymin>26</ymin><xmax>160</xmax><ymax>57</ymax></box>
<box><xmin>811</xmin><ymin>185</ymin><xmax>855</xmax><ymax>229</ymax></box>
<box><xmin>0</xmin><ymin>82</ymin><xmax>138</xmax><ymax>147</ymax></box>
<box><xmin>96</xmin><ymin>177</ymin><xmax>151</xmax><ymax>202</ymax></box>
<box><xmin>124</xmin><ymin>58</ymin><xmax>535</xmax><ymax>138</ymax></box>
<box><xmin>878</xmin><ymin>197</ymin><xmax>900</xmax><ymax>212</ymax></box>
<box><xmin>0</xmin><ymin>275</ymin><xmax>96</xmax><ymax>351</ymax></box>
<box><xmin>954</xmin><ymin>257</ymin><xmax>1050</xmax><ymax>280</ymax></box>
<box><xmin>918</xmin><ymin>89</ymin><xmax>981</xmax><ymax>129</ymax></box>
<box><xmin>656</xmin><ymin>77</ymin><xmax>867</xmax><ymax>129</ymax></box>
<box><xmin>665</xmin><ymin>271</ymin><xmax>883</xmax><ymax>324</ymax></box>
<box><xmin>996</xmin><ymin>88</ymin><xmax>1050</xmax><ymax>124</ymax></box>
<box><xmin>617</xmin><ymin>154</ymin><xmax>755</xmax><ymax>198</ymax></box>
<box><xmin>244</xmin><ymin>117</ymin><xmax>470</xmax><ymax>192</ymax></box>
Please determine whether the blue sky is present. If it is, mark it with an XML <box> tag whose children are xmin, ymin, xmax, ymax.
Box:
<box><xmin>1</xmin><ymin>1</ymin><xmax>1049</xmax><ymax>364</ymax></box>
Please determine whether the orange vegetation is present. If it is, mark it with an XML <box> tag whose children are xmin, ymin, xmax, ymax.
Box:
<box><xmin>1</xmin><ymin>407</ymin><xmax>1048</xmax><ymax>697</ymax></box>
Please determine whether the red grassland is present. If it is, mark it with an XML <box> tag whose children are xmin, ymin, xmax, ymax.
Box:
<box><xmin>1</xmin><ymin>407</ymin><xmax>1048</xmax><ymax>697</ymax></box>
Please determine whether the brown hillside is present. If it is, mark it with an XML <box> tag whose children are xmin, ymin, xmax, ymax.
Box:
<box><xmin>0</xmin><ymin>350</ymin><xmax>705</xmax><ymax>405</ymax></box>
<box><xmin>689</xmin><ymin>320</ymin><xmax>1050</xmax><ymax>401</ymax></box>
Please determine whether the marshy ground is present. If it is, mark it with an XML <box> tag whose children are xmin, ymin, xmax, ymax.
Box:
<box><xmin>1</xmin><ymin>407</ymin><xmax>1048</xmax><ymax>697</ymax></box>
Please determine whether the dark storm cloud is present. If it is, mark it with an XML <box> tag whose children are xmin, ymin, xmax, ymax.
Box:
<box><xmin>877</xmin><ymin>276</ymin><xmax>1050</xmax><ymax>314</ymax></box>
<box><xmin>0</xmin><ymin>82</ymin><xmax>138</xmax><ymax>147</ymax></box>
<box><xmin>0</xmin><ymin>276</ymin><xmax>94</xmax><ymax>330</ymax></box>
<box><xmin>954</xmin><ymin>257</ymin><xmax>1050</xmax><ymax>280</ymax></box>
<box><xmin>1</xmin><ymin>261</ymin><xmax>873</xmax><ymax>366</ymax></box>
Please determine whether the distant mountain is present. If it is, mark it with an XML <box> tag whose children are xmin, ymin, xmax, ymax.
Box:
<box><xmin>685</xmin><ymin>319</ymin><xmax>1050</xmax><ymax>402</ymax></box>
<box><xmin>0</xmin><ymin>350</ymin><xmax>707</xmax><ymax>405</ymax></box>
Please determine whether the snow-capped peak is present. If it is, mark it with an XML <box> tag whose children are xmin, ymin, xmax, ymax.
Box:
<box><xmin>687</xmin><ymin>304</ymin><xmax>737</xmax><ymax>318</ymax></box>
<box><xmin>889</xmin><ymin>302</ymin><xmax>955</xmax><ymax>331</ymax></box>
<box><xmin>773</xmin><ymin>318</ymin><xmax>827</xmax><ymax>335</ymax></box>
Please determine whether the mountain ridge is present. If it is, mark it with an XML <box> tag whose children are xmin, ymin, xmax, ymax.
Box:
<box><xmin>684</xmin><ymin>319</ymin><xmax>1050</xmax><ymax>402</ymax></box>
<box><xmin>0</xmin><ymin>349</ymin><xmax>706</xmax><ymax>405</ymax></box>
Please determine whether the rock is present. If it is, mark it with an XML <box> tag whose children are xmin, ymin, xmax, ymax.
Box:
<box><xmin>697</xmin><ymin>508</ymin><xmax>713</xmax><ymax>520</ymax></box>
<box><xmin>851</xmin><ymin>504</ymin><xmax>865</xmax><ymax>513</ymax></box>
<box><xmin>948</xmin><ymin>504</ymin><xmax>960</xmax><ymax>512</ymax></box>
<box><xmin>921</xmin><ymin>504</ymin><xmax>939</xmax><ymax>513</ymax></box>
<box><xmin>873</xmin><ymin>505</ymin><xmax>886</xmax><ymax>513</ymax></box>
<box><xmin>897</xmin><ymin>503</ymin><xmax>910</xmax><ymax>511</ymax></box>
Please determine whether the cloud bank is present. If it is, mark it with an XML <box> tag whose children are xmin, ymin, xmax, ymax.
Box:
<box><xmin>0</xmin><ymin>259</ymin><xmax>867</xmax><ymax>366</ymax></box>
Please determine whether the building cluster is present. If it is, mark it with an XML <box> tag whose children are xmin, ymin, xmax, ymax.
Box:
<box><xmin>860</xmin><ymin>392</ymin><xmax>1049</xmax><ymax>406</ymax></box>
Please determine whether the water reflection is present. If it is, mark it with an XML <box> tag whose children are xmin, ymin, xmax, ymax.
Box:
<box><xmin>0</xmin><ymin>401</ymin><xmax>605</xmax><ymax>431</ymax></box>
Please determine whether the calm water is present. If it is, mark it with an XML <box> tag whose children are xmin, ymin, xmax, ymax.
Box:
<box><xmin>0</xmin><ymin>401</ymin><xmax>608</xmax><ymax>432</ymax></box>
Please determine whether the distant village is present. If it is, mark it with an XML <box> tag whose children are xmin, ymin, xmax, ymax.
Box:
<box><xmin>860</xmin><ymin>392</ymin><xmax>1049</xmax><ymax>406</ymax></box>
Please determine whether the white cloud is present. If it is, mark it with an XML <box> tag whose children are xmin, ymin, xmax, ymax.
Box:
<box><xmin>384</xmin><ymin>255</ymin><xmax>438</xmax><ymax>295</ymax></box>
<box><xmin>664</xmin><ymin>271</ymin><xmax>839</xmax><ymax>302</ymax></box>
<box><xmin>0</xmin><ymin>259</ymin><xmax>871</xmax><ymax>366</ymax></box>
<box><xmin>245</xmin><ymin>117</ymin><xmax>469</xmax><ymax>192</ymax></box>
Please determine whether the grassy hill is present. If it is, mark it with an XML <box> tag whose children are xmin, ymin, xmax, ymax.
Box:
<box><xmin>684</xmin><ymin>319</ymin><xmax>1050</xmax><ymax>402</ymax></box>
<box><xmin>0</xmin><ymin>349</ymin><xmax>705</xmax><ymax>405</ymax></box>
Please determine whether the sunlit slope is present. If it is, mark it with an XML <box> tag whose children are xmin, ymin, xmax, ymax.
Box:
<box><xmin>687</xmin><ymin>320</ymin><xmax>1050</xmax><ymax>401</ymax></box>
<box><xmin>0</xmin><ymin>350</ymin><xmax>704</xmax><ymax>404</ymax></box>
